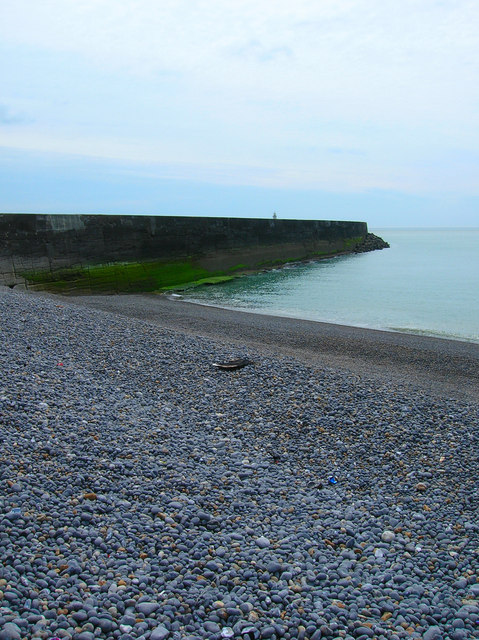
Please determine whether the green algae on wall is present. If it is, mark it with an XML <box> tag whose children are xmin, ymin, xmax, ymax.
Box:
<box><xmin>22</xmin><ymin>260</ymin><xmax>236</xmax><ymax>294</ymax></box>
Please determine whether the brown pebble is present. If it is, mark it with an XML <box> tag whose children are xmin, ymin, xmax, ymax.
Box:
<box><xmin>416</xmin><ymin>483</ymin><xmax>427</xmax><ymax>492</ymax></box>
<box><xmin>83</xmin><ymin>492</ymin><xmax>97</xmax><ymax>500</ymax></box>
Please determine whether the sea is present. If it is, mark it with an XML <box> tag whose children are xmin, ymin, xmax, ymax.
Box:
<box><xmin>182</xmin><ymin>228</ymin><xmax>479</xmax><ymax>344</ymax></box>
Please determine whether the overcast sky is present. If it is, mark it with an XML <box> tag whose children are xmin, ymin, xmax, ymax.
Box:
<box><xmin>1</xmin><ymin>0</ymin><xmax>478</xmax><ymax>226</ymax></box>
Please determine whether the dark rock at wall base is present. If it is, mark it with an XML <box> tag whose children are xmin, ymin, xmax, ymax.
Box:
<box><xmin>354</xmin><ymin>232</ymin><xmax>390</xmax><ymax>252</ymax></box>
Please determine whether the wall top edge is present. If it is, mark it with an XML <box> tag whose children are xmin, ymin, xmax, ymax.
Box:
<box><xmin>0</xmin><ymin>213</ymin><xmax>366</xmax><ymax>225</ymax></box>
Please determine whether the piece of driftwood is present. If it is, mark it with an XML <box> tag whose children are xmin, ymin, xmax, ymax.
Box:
<box><xmin>212</xmin><ymin>358</ymin><xmax>253</xmax><ymax>371</ymax></box>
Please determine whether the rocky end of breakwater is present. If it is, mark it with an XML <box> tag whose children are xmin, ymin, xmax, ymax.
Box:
<box><xmin>354</xmin><ymin>234</ymin><xmax>390</xmax><ymax>253</ymax></box>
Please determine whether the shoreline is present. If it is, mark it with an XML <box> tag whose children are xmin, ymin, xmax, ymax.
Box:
<box><xmin>176</xmin><ymin>295</ymin><xmax>479</xmax><ymax>345</ymax></box>
<box><xmin>63</xmin><ymin>292</ymin><xmax>479</xmax><ymax>403</ymax></box>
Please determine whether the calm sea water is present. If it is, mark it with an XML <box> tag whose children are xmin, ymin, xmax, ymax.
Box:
<box><xmin>183</xmin><ymin>228</ymin><xmax>479</xmax><ymax>343</ymax></box>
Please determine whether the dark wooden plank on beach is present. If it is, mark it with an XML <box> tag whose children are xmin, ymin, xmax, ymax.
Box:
<box><xmin>212</xmin><ymin>358</ymin><xmax>253</xmax><ymax>371</ymax></box>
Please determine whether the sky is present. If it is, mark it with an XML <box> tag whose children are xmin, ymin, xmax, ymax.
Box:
<box><xmin>1</xmin><ymin>0</ymin><xmax>478</xmax><ymax>227</ymax></box>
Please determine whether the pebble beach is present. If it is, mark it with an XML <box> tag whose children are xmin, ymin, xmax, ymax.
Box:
<box><xmin>0</xmin><ymin>289</ymin><xmax>478</xmax><ymax>640</ymax></box>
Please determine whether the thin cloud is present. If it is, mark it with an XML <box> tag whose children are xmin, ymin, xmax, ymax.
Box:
<box><xmin>228</xmin><ymin>39</ymin><xmax>293</xmax><ymax>63</ymax></box>
<box><xmin>326</xmin><ymin>147</ymin><xmax>367</xmax><ymax>157</ymax></box>
<box><xmin>0</xmin><ymin>104</ymin><xmax>29</xmax><ymax>125</ymax></box>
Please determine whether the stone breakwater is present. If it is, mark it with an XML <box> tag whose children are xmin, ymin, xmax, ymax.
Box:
<box><xmin>353</xmin><ymin>234</ymin><xmax>390</xmax><ymax>253</ymax></box>
<box><xmin>0</xmin><ymin>290</ymin><xmax>478</xmax><ymax>640</ymax></box>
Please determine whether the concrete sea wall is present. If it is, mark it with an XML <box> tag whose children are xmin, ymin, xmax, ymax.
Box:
<box><xmin>0</xmin><ymin>214</ymin><xmax>368</xmax><ymax>287</ymax></box>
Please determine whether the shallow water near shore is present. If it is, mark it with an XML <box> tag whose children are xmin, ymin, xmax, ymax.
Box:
<box><xmin>183</xmin><ymin>228</ymin><xmax>479</xmax><ymax>343</ymax></box>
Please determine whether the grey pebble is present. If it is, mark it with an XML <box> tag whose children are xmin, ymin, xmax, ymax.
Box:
<box><xmin>136</xmin><ymin>602</ymin><xmax>160</xmax><ymax>616</ymax></box>
<box><xmin>266</xmin><ymin>561</ymin><xmax>282</xmax><ymax>574</ymax></box>
<box><xmin>381</xmin><ymin>530</ymin><xmax>395</xmax><ymax>543</ymax></box>
<box><xmin>150</xmin><ymin>626</ymin><xmax>170</xmax><ymax>640</ymax></box>
<box><xmin>76</xmin><ymin>632</ymin><xmax>96</xmax><ymax>640</ymax></box>
<box><xmin>423</xmin><ymin>626</ymin><xmax>442</xmax><ymax>640</ymax></box>
<box><xmin>256</xmin><ymin>536</ymin><xmax>271</xmax><ymax>548</ymax></box>
<box><xmin>0</xmin><ymin>623</ymin><xmax>21</xmax><ymax>640</ymax></box>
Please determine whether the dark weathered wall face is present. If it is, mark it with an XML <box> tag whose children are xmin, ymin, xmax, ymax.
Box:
<box><xmin>0</xmin><ymin>214</ymin><xmax>368</xmax><ymax>285</ymax></box>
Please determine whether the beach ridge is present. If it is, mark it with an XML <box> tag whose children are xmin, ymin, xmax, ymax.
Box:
<box><xmin>1</xmin><ymin>289</ymin><xmax>478</xmax><ymax>639</ymax></box>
